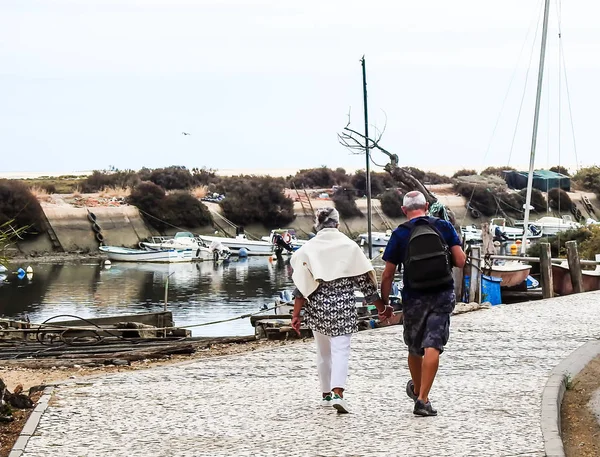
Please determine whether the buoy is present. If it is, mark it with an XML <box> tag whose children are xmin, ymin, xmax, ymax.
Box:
<box><xmin>17</xmin><ymin>268</ymin><xmax>25</xmax><ymax>280</ymax></box>
<box><xmin>26</xmin><ymin>266</ymin><xmax>33</xmax><ymax>274</ymax></box>
<box><xmin>238</xmin><ymin>248</ymin><xmax>249</xmax><ymax>258</ymax></box>
<box><xmin>510</xmin><ymin>243</ymin><xmax>518</xmax><ymax>256</ymax></box>
<box><xmin>26</xmin><ymin>272</ymin><xmax>33</xmax><ymax>280</ymax></box>
<box><xmin>104</xmin><ymin>260</ymin><xmax>112</xmax><ymax>266</ymax></box>
<box><xmin>0</xmin><ymin>265</ymin><xmax>7</xmax><ymax>273</ymax></box>
<box><xmin>379</xmin><ymin>248</ymin><xmax>384</xmax><ymax>253</ymax></box>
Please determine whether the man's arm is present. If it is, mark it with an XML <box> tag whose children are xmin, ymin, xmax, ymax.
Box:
<box><xmin>381</xmin><ymin>261</ymin><xmax>397</xmax><ymax>305</ymax></box>
<box><xmin>451</xmin><ymin>245</ymin><xmax>466</xmax><ymax>268</ymax></box>
<box><xmin>442</xmin><ymin>221</ymin><xmax>467</xmax><ymax>269</ymax></box>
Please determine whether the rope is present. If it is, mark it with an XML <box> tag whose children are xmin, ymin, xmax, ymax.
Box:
<box><xmin>2</xmin><ymin>306</ymin><xmax>281</xmax><ymax>336</ymax></box>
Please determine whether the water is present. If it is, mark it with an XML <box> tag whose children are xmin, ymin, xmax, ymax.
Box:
<box><xmin>0</xmin><ymin>258</ymin><xmax>295</xmax><ymax>337</ymax></box>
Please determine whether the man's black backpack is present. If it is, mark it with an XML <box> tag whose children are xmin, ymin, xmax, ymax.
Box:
<box><xmin>401</xmin><ymin>217</ymin><xmax>453</xmax><ymax>290</ymax></box>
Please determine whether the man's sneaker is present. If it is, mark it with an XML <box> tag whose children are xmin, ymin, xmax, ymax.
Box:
<box><xmin>331</xmin><ymin>393</ymin><xmax>350</xmax><ymax>414</ymax></box>
<box><xmin>406</xmin><ymin>380</ymin><xmax>418</xmax><ymax>402</ymax></box>
<box><xmin>321</xmin><ymin>394</ymin><xmax>333</xmax><ymax>407</ymax></box>
<box><xmin>413</xmin><ymin>399</ymin><xmax>437</xmax><ymax>417</ymax></box>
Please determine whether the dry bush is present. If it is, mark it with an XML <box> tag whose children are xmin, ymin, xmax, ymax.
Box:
<box><xmin>29</xmin><ymin>186</ymin><xmax>53</xmax><ymax>203</ymax></box>
<box><xmin>99</xmin><ymin>186</ymin><xmax>131</xmax><ymax>199</ymax></box>
<box><xmin>191</xmin><ymin>186</ymin><xmax>208</xmax><ymax>199</ymax></box>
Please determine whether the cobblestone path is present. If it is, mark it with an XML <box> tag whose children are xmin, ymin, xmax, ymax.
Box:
<box><xmin>23</xmin><ymin>292</ymin><xmax>600</xmax><ymax>457</ymax></box>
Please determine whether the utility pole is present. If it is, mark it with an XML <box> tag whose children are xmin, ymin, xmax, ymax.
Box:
<box><xmin>361</xmin><ymin>56</ymin><xmax>373</xmax><ymax>259</ymax></box>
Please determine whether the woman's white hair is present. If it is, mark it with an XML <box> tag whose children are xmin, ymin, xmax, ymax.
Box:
<box><xmin>402</xmin><ymin>191</ymin><xmax>427</xmax><ymax>211</ymax></box>
<box><xmin>315</xmin><ymin>207</ymin><xmax>339</xmax><ymax>231</ymax></box>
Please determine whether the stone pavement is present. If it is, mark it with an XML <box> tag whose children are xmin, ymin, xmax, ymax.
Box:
<box><xmin>22</xmin><ymin>292</ymin><xmax>600</xmax><ymax>457</ymax></box>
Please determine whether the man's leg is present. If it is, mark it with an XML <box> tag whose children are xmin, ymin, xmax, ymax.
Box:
<box><xmin>407</xmin><ymin>354</ymin><xmax>423</xmax><ymax>397</ymax></box>
<box><xmin>314</xmin><ymin>331</ymin><xmax>332</xmax><ymax>396</ymax></box>
<box><xmin>418</xmin><ymin>347</ymin><xmax>440</xmax><ymax>402</ymax></box>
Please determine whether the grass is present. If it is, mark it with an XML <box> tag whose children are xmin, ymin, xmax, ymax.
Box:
<box><xmin>99</xmin><ymin>186</ymin><xmax>131</xmax><ymax>199</ymax></box>
<box><xmin>191</xmin><ymin>186</ymin><xmax>208</xmax><ymax>199</ymax></box>
<box><xmin>28</xmin><ymin>186</ymin><xmax>53</xmax><ymax>202</ymax></box>
<box><xmin>19</xmin><ymin>177</ymin><xmax>85</xmax><ymax>194</ymax></box>
<box><xmin>565</xmin><ymin>373</ymin><xmax>579</xmax><ymax>391</ymax></box>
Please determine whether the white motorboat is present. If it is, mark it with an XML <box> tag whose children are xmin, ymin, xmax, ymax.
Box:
<box><xmin>489</xmin><ymin>218</ymin><xmax>543</xmax><ymax>241</ymax></box>
<box><xmin>358</xmin><ymin>230</ymin><xmax>391</xmax><ymax>247</ymax></box>
<box><xmin>461</xmin><ymin>225</ymin><xmax>482</xmax><ymax>244</ymax></box>
<box><xmin>99</xmin><ymin>246</ymin><xmax>193</xmax><ymax>263</ymax></box>
<box><xmin>484</xmin><ymin>261</ymin><xmax>532</xmax><ymax>288</ymax></box>
<box><xmin>514</xmin><ymin>215</ymin><xmax>581</xmax><ymax>236</ymax></box>
<box><xmin>140</xmin><ymin>232</ymin><xmax>225</xmax><ymax>261</ymax></box>
<box><xmin>199</xmin><ymin>233</ymin><xmax>274</xmax><ymax>256</ymax></box>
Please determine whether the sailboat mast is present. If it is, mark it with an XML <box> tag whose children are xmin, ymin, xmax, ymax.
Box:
<box><xmin>521</xmin><ymin>0</ymin><xmax>551</xmax><ymax>254</ymax></box>
<box><xmin>361</xmin><ymin>56</ymin><xmax>373</xmax><ymax>259</ymax></box>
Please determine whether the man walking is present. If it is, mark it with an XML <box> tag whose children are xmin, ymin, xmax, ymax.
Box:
<box><xmin>381</xmin><ymin>191</ymin><xmax>465</xmax><ymax>416</ymax></box>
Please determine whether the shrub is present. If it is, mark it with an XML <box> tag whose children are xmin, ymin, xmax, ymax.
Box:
<box><xmin>289</xmin><ymin>167</ymin><xmax>349</xmax><ymax>188</ymax></box>
<box><xmin>128</xmin><ymin>182</ymin><xmax>212</xmax><ymax>231</ymax></box>
<box><xmin>452</xmin><ymin>169</ymin><xmax>478</xmax><ymax>178</ymax></box>
<box><xmin>379</xmin><ymin>189</ymin><xmax>404</xmax><ymax>218</ymax></box>
<box><xmin>191</xmin><ymin>167</ymin><xmax>219</xmax><ymax>186</ymax></box>
<box><xmin>423</xmin><ymin>172</ymin><xmax>452</xmax><ymax>184</ymax></box>
<box><xmin>572</xmin><ymin>166</ymin><xmax>600</xmax><ymax>197</ymax></box>
<box><xmin>549</xmin><ymin>165</ymin><xmax>570</xmax><ymax>176</ymax></box>
<box><xmin>80</xmin><ymin>169</ymin><xmax>140</xmax><ymax>193</ymax></box>
<box><xmin>548</xmin><ymin>188</ymin><xmax>573</xmax><ymax>211</ymax></box>
<box><xmin>527</xmin><ymin>227</ymin><xmax>594</xmax><ymax>258</ymax></box>
<box><xmin>161</xmin><ymin>192</ymin><xmax>213</xmax><ymax>228</ymax></box>
<box><xmin>0</xmin><ymin>180</ymin><xmax>44</xmax><ymax>235</ymax></box>
<box><xmin>147</xmin><ymin>166</ymin><xmax>194</xmax><ymax>190</ymax></box>
<box><xmin>518</xmin><ymin>188</ymin><xmax>546</xmax><ymax>213</ymax></box>
<box><xmin>332</xmin><ymin>188</ymin><xmax>363</xmax><ymax>219</ymax></box>
<box><xmin>219</xmin><ymin>176</ymin><xmax>295</xmax><ymax>227</ymax></box>
<box><xmin>481</xmin><ymin>166</ymin><xmax>515</xmax><ymax>178</ymax></box>
<box><xmin>350</xmin><ymin>171</ymin><xmax>387</xmax><ymax>197</ymax></box>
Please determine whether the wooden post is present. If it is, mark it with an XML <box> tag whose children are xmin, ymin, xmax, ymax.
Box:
<box><xmin>539</xmin><ymin>242</ymin><xmax>553</xmax><ymax>299</ymax></box>
<box><xmin>566</xmin><ymin>241</ymin><xmax>584</xmax><ymax>294</ymax></box>
<box><xmin>469</xmin><ymin>246</ymin><xmax>481</xmax><ymax>303</ymax></box>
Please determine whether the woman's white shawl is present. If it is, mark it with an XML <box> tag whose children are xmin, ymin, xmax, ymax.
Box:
<box><xmin>290</xmin><ymin>228</ymin><xmax>377</xmax><ymax>298</ymax></box>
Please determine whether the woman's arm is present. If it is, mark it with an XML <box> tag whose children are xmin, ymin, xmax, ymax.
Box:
<box><xmin>291</xmin><ymin>289</ymin><xmax>306</xmax><ymax>335</ymax></box>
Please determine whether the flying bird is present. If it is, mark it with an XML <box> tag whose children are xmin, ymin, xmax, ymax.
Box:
<box><xmin>182</xmin><ymin>132</ymin><xmax>191</xmax><ymax>136</ymax></box>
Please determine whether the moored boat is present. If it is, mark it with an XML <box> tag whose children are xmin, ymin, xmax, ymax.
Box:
<box><xmin>551</xmin><ymin>255</ymin><xmax>600</xmax><ymax>295</ymax></box>
<box><xmin>140</xmin><ymin>232</ymin><xmax>223</xmax><ymax>261</ymax></box>
<box><xmin>99</xmin><ymin>246</ymin><xmax>192</xmax><ymax>263</ymax></box>
<box><xmin>357</xmin><ymin>230</ymin><xmax>391</xmax><ymax>247</ymax></box>
<box><xmin>483</xmin><ymin>261</ymin><xmax>532</xmax><ymax>288</ymax></box>
<box><xmin>199</xmin><ymin>234</ymin><xmax>273</xmax><ymax>256</ymax></box>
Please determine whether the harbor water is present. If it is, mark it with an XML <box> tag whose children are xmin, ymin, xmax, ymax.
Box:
<box><xmin>0</xmin><ymin>257</ymin><xmax>295</xmax><ymax>337</ymax></box>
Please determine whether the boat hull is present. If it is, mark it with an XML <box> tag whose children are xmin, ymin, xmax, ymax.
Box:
<box><xmin>551</xmin><ymin>264</ymin><xmax>600</xmax><ymax>295</ymax></box>
<box><xmin>99</xmin><ymin>246</ymin><xmax>192</xmax><ymax>263</ymax></box>
<box><xmin>483</xmin><ymin>264</ymin><xmax>532</xmax><ymax>288</ymax></box>
<box><xmin>140</xmin><ymin>242</ymin><xmax>213</xmax><ymax>261</ymax></box>
<box><xmin>199</xmin><ymin>236</ymin><xmax>273</xmax><ymax>255</ymax></box>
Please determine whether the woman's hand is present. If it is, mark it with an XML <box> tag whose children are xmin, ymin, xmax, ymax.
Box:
<box><xmin>378</xmin><ymin>305</ymin><xmax>394</xmax><ymax>321</ymax></box>
<box><xmin>291</xmin><ymin>315</ymin><xmax>302</xmax><ymax>336</ymax></box>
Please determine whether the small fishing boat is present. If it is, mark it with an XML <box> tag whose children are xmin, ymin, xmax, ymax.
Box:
<box><xmin>99</xmin><ymin>246</ymin><xmax>193</xmax><ymax>263</ymax></box>
<box><xmin>199</xmin><ymin>233</ymin><xmax>274</xmax><ymax>256</ymax></box>
<box><xmin>461</xmin><ymin>225</ymin><xmax>482</xmax><ymax>244</ymax></box>
<box><xmin>551</xmin><ymin>255</ymin><xmax>600</xmax><ymax>295</ymax></box>
<box><xmin>515</xmin><ymin>215</ymin><xmax>581</xmax><ymax>236</ymax></box>
<box><xmin>489</xmin><ymin>218</ymin><xmax>543</xmax><ymax>241</ymax></box>
<box><xmin>140</xmin><ymin>232</ymin><xmax>223</xmax><ymax>261</ymax></box>
<box><xmin>483</xmin><ymin>261</ymin><xmax>532</xmax><ymax>288</ymax></box>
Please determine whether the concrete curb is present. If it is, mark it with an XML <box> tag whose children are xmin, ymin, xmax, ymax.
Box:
<box><xmin>8</xmin><ymin>386</ymin><xmax>54</xmax><ymax>457</ymax></box>
<box><xmin>541</xmin><ymin>340</ymin><xmax>600</xmax><ymax>457</ymax></box>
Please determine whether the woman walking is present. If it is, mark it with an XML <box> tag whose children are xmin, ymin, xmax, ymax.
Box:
<box><xmin>290</xmin><ymin>207</ymin><xmax>392</xmax><ymax>413</ymax></box>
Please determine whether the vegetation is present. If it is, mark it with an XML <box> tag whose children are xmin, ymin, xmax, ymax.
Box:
<box><xmin>288</xmin><ymin>166</ymin><xmax>348</xmax><ymax>188</ymax></box>
<box><xmin>0</xmin><ymin>221</ymin><xmax>27</xmax><ymax>266</ymax></box>
<box><xmin>572</xmin><ymin>166</ymin><xmax>600</xmax><ymax>198</ymax></box>
<box><xmin>22</xmin><ymin>176</ymin><xmax>83</xmax><ymax>194</ymax></box>
<box><xmin>549</xmin><ymin>165</ymin><xmax>570</xmax><ymax>176</ymax></box>
<box><xmin>518</xmin><ymin>188</ymin><xmax>547</xmax><ymax>213</ymax></box>
<box><xmin>80</xmin><ymin>169</ymin><xmax>140</xmax><ymax>193</ymax></box>
<box><xmin>219</xmin><ymin>176</ymin><xmax>295</xmax><ymax>227</ymax></box>
<box><xmin>128</xmin><ymin>182</ymin><xmax>213</xmax><ymax>231</ymax></box>
<box><xmin>452</xmin><ymin>169</ymin><xmax>478</xmax><ymax>178</ymax></box>
<box><xmin>548</xmin><ymin>188</ymin><xmax>573</xmax><ymax>211</ymax></box>
<box><xmin>480</xmin><ymin>166</ymin><xmax>516</xmax><ymax>177</ymax></box>
<box><xmin>379</xmin><ymin>189</ymin><xmax>404</xmax><ymax>218</ymax></box>
<box><xmin>0</xmin><ymin>180</ymin><xmax>44</xmax><ymax>236</ymax></box>
<box><xmin>350</xmin><ymin>171</ymin><xmax>393</xmax><ymax>197</ymax></box>
<box><xmin>527</xmin><ymin>227</ymin><xmax>598</xmax><ymax>259</ymax></box>
<box><xmin>332</xmin><ymin>188</ymin><xmax>363</xmax><ymax>219</ymax></box>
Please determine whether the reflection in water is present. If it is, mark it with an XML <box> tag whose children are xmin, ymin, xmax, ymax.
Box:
<box><xmin>0</xmin><ymin>257</ymin><xmax>295</xmax><ymax>336</ymax></box>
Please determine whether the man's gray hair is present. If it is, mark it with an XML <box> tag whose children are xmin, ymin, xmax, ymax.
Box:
<box><xmin>315</xmin><ymin>207</ymin><xmax>339</xmax><ymax>231</ymax></box>
<box><xmin>402</xmin><ymin>191</ymin><xmax>427</xmax><ymax>211</ymax></box>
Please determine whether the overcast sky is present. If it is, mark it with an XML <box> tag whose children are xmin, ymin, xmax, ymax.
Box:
<box><xmin>1</xmin><ymin>0</ymin><xmax>598</xmax><ymax>174</ymax></box>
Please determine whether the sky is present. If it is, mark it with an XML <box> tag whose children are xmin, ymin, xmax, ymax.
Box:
<box><xmin>1</xmin><ymin>0</ymin><xmax>599</xmax><ymax>175</ymax></box>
